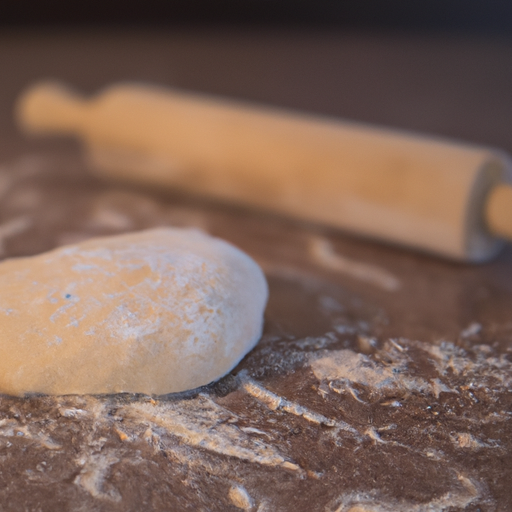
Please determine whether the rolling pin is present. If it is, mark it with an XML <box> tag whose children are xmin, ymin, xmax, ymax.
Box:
<box><xmin>16</xmin><ymin>81</ymin><xmax>512</xmax><ymax>262</ymax></box>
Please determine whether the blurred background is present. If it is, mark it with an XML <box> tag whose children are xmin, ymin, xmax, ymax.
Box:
<box><xmin>2</xmin><ymin>0</ymin><xmax>512</xmax><ymax>30</ymax></box>
<box><xmin>1</xmin><ymin>0</ymin><xmax>512</xmax><ymax>156</ymax></box>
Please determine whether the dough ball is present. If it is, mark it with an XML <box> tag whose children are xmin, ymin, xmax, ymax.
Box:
<box><xmin>0</xmin><ymin>228</ymin><xmax>268</xmax><ymax>396</ymax></box>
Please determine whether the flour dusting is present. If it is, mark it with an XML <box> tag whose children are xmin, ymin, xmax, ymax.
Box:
<box><xmin>309</xmin><ymin>237</ymin><xmax>400</xmax><ymax>291</ymax></box>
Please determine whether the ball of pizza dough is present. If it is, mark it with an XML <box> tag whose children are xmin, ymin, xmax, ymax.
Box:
<box><xmin>0</xmin><ymin>228</ymin><xmax>268</xmax><ymax>396</ymax></box>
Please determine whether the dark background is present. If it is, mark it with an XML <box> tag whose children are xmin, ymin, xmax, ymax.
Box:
<box><xmin>2</xmin><ymin>0</ymin><xmax>512</xmax><ymax>32</ymax></box>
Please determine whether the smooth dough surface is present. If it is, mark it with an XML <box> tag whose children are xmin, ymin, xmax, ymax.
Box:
<box><xmin>0</xmin><ymin>228</ymin><xmax>268</xmax><ymax>396</ymax></box>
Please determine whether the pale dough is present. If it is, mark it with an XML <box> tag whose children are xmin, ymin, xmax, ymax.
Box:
<box><xmin>0</xmin><ymin>228</ymin><xmax>268</xmax><ymax>396</ymax></box>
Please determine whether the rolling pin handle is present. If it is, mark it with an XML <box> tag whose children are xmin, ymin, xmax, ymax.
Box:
<box><xmin>486</xmin><ymin>184</ymin><xmax>512</xmax><ymax>241</ymax></box>
<box><xmin>15</xmin><ymin>81</ymin><xmax>86</xmax><ymax>135</ymax></box>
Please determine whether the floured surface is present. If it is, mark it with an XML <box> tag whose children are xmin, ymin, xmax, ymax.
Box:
<box><xmin>0</xmin><ymin>153</ymin><xmax>511</xmax><ymax>511</ymax></box>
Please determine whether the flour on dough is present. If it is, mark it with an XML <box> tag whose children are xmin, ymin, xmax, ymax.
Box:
<box><xmin>0</xmin><ymin>228</ymin><xmax>268</xmax><ymax>396</ymax></box>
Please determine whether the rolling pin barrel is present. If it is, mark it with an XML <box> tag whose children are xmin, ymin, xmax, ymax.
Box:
<box><xmin>16</xmin><ymin>81</ymin><xmax>512</xmax><ymax>262</ymax></box>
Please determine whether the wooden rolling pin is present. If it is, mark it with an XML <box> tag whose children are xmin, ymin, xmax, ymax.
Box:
<box><xmin>16</xmin><ymin>81</ymin><xmax>512</xmax><ymax>262</ymax></box>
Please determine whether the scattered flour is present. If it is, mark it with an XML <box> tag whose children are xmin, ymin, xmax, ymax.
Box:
<box><xmin>229</xmin><ymin>485</ymin><xmax>254</xmax><ymax>510</ymax></box>
<box><xmin>0</xmin><ymin>216</ymin><xmax>32</xmax><ymax>255</ymax></box>
<box><xmin>309</xmin><ymin>237</ymin><xmax>400</xmax><ymax>291</ymax></box>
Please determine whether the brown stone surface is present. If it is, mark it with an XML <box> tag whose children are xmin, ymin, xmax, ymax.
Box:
<box><xmin>0</xmin><ymin>29</ymin><xmax>511</xmax><ymax>512</ymax></box>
